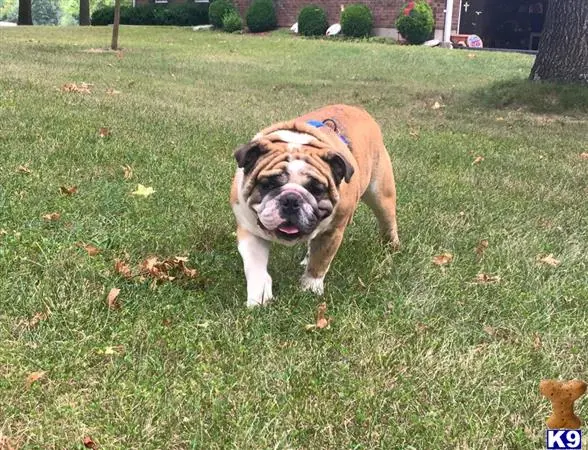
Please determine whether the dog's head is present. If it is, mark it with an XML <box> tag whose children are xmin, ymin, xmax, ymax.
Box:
<box><xmin>234</xmin><ymin>128</ymin><xmax>354</xmax><ymax>242</ymax></box>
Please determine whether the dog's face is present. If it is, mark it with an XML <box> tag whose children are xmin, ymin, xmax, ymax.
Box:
<box><xmin>235</xmin><ymin>139</ymin><xmax>354</xmax><ymax>242</ymax></box>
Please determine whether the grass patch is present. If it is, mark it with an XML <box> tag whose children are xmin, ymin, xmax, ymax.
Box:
<box><xmin>0</xmin><ymin>26</ymin><xmax>587</xmax><ymax>449</ymax></box>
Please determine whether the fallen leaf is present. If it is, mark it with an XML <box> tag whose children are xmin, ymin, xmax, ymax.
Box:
<box><xmin>60</xmin><ymin>185</ymin><xmax>78</xmax><ymax>195</ymax></box>
<box><xmin>415</xmin><ymin>322</ymin><xmax>430</xmax><ymax>333</ymax></box>
<box><xmin>537</xmin><ymin>254</ymin><xmax>561</xmax><ymax>267</ymax></box>
<box><xmin>61</xmin><ymin>82</ymin><xmax>92</xmax><ymax>94</ymax></box>
<box><xmin>114</xmin><ymin>259</ymin><xmax>133</xmax><ymax>278</ymax></box>
<box><xmin>98</xmin><ymin>127</ymin><xmax>110</xmax><ymax>138</ymax></box>
<box><xmin>106</xmin><ymin>87</ymin><xmax>121</xmax><ymax>95</ymax></box>
<box><xmin>83</xmin><ymin>436</ymin><xmax>97</xmax><ymax>449</ymax></box>
<box><xmin>472</xmin><ymin>155</ymin><xmax>485</xmax><ymax>165</ymax></box>
<box><xmin>580</xmin><ymin>152</ymin><xmax>588</xmax><ymax>160</ymax></box>
<box><xmin>42</xmin><ymin>212</ymin><xmax>61</xmax><ymax>221</ymax></box>
<box><xmin>408</xmin><ymin>129</ymin><xmax>419</xmax><ymax>139</ymax></box>
<box><xmin>17</xmin><ymin>165</ymin><xmax>32</xmax><ymax>174</ymax></box>
<box><xmin>80</xmin><ymin>243</ymin><xmax>100</xmax><ymax>256</ymax></box>
<box><xmin>102</xmin><ymin>345</ymin><xmax>123</xmax><ymax>355</ymax></box>
<box><xmin>474</xmin><ymin>273</ymin><xmax>501</xmax><ymax>284</ymax></box>
<box><xmin>28</xmin><ymin>311</ymin><xmax>48</xmax><ymax>328</ymax></box>
<box><xmin>26</xmin><ymin>371</ymin><xmax>46</xmax><ymax>386</ymax></box>
<box><xmin>131</xmin><ymin>184</ymin><xmax>155</xmax><ymax>197</ymax></box>
<box><xmin>122</xmin><ymin>165</ymin><xmax>133</xmax><ymax>180</ymax></box>
<box><xmin>432</xmin><ymin>252</ymin><xmax>453</xmax><ymax>266</ymax></box>
<box><xmin>533</xmin><ymin>333</ymin><xmax>542</xmax><ymax>350</ymax></box>
<box><xmin>162</xmin><ymin>318</ymin><xmax>172</xmax><ymax>327</ymax></box>
<box><xmin>496</xmin><ymin>117</ymin><xmax>505</xmax><ymax>121</ymax></box>
<box><xmin>474</xmin><ymin>239</ymin><xmax>489</xmax><ymax>257</ymax></box>
<box><xmin>316</xmin><ymin>302</ymin><xmax>329</xmax><ymax>329</ymax></box>
<box><xmin>106</xmin><ymin>288</ymin><xmax>121</xmax><ymax>310</ymax></box>
<box><xmin>431</xmin><ymin>101</ymin><xmax>444</xmax><ymax>110</ymax></box>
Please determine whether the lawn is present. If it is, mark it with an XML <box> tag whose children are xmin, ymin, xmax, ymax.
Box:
<box><xmin>0</xmin><ymin>26</ymin><xmax>587</xmax><ymax>449</ymax></box>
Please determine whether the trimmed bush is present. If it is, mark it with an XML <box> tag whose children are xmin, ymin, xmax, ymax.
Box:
<box><xmin>395</xmin><ymin>1</ymin><xmax>434</xmax><ymax>44</ymax></box>
<box><xmin>209</xmin><ymin>0</ymin><xmax>234</xmax><ymax>28</ymax></box>
<box><xmin>245</xmin><ymin>0</ymin><xmax>276</xmax><ymax>33</ymax></box>
<box><xmin>222</xmin><ymin>9</ymin><xmax>242</xmax><ymax>32</ymax></box>
<box><xmin>91</xmin><ymin>3</ymin><xmax>208</xmax><ymax>26</ymax></box>
<box><xmin>340</xmin><ymin>3</ymin><xmax>373</xmax><ymax>38</ymax></box>
<box><xmin>297</xmin><ymin>4</ymin><xmax>328</xmax><ymax>37</ymax></box>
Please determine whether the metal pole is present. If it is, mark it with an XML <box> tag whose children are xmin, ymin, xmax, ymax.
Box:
<box><xmin>444</xmin><ymin>0</ymin><xmax>454</xmax><ymax>43</ymax></box>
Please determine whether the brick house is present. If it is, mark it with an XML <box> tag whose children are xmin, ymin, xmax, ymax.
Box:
<box><xmin>231</xmin><ymin>0</ymin><xmax>461</xmax><ymax>37</ymax></box>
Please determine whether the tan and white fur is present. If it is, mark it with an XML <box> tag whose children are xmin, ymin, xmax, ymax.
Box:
<box><xmin>230</xmin><ymin>104</ymin><xmax>399</xmax><ymax>307</ymax></box>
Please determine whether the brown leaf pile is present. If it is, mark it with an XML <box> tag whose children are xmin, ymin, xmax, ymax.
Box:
<box><xmin>432</xmin><ymin>253</ymin><xmax>453</xmax><ymax>266</ymax></box>
<box><xmin>114</xmin><ymin>259</ymin><xmax>133</xmax><ymax>279</ymax></box>
<box><xmin>114</xmin><ymin>255</ymin><xmax>200</xmax><ymax>286</ymax></box>
<box><xmin>61</xmin><ymin>82</ymin><xmax>92</xmax><ymax>94</ymax></box>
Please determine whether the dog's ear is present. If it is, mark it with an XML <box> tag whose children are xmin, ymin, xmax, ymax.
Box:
<box><xmin>323</xmin><ymin>152</ymin><xmax>354</xmax><ymax>185</ymax></box>
<box><xmin>234</xmin><ymin>142</ymin><xmax>268</xmax><ymax>175</ymax></box>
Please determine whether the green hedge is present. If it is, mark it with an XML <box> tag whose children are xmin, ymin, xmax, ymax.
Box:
<box><xmin>340</xmin><ymin>3</ymin><xmax>373</xmax><ymax>38</ymax></box>
<box><xmin>298</xmin><ymin>4</ymin><xmax>328</xmax><ymax>36</ymax></box>
<box><xmin>395</xmin><ymin>1</ymin><xmax>434</xmax><ymax>44</ymax></box>
<box><xmin>222</xmin><ymin>9</ymin><xmax>242</xmax><ymax>32</ymax></box>
<box><xmin>91</xmin><ymin>3</ymin><xmax>209</xmax><ymax>26</ymax></box>
<box><xmin>209</xmin><ymin>0</ymin><xmax>234</xmax><ymax>28</ymax></box>
<box><xmin>245</xmin><ymin>0</ymin><xmax>276</xmax><ymax>33</ymax></box>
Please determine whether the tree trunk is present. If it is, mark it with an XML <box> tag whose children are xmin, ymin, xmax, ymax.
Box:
<box><xmin>17</xmin><ymin>0</ymin><xmax>33</xmax><ymax>25</ymax></box>
<box><xmin>79</xmin><ymin>0</ymin><xmax>90</xmax><ymax>26</ymax></box>
<box><xmin>529</xmin><ymin>0</ymin><xmax>588</xmax><ymax>84</ymax></box>
<box><xmin>111</xmin><ymin>0</ymin><xmax>121</xmax><ymax>51</ymax></box>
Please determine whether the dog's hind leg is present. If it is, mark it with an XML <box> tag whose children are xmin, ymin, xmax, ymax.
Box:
<box><xmin>362</xmin><ymin>148</ymin><xmax>400</xmax><ymax>248</ymax></box>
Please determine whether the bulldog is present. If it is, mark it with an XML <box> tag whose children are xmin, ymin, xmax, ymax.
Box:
<box><xmin>230</xmin><ymin>104</ymin><xmax>399</xmax><ymax>307</ymax></box>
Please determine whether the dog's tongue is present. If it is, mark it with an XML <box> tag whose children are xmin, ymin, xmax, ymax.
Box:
<box><xmin>278</xmin><ymin>225</ymin><xmax>300</xmax><ymax>235</ymax></box>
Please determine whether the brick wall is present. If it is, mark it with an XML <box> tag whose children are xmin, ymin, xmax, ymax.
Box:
<box><xmin>232</xmin><ymin>0</ymin><xmax>461</xmax><ymax>30</ymax></box>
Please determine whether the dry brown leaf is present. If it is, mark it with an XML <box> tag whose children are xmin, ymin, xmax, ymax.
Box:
<box><xmin>475</xmin><ymin>239</ymin><xmax>489</xmax><ymax>257</ymax></box>
<box><xmin>432</xmin><ymin>252</ymin><xmax>453</xmax><ymax>266</ymax></box>
<box><xmin>81</xmin><ymin>243</ymin><xmax>100</xmax><ymax>256</ymax></box>
<box><xmin>580</xmin><ymin>152</ymin><xmax>588</xmax><ymax>160</ymax></box>
<box><xmin>106</xmin><ymin>87</ymin><xmax>121</xmax><ymax>95</ymax></box>
<box><xmin>26</xmin><ymin>371</ymin><xmax>46</xmax><ymax>386</ymax></box>
<box><xmin>17</xmin><ymin>165</ymin><xmax>32</xmax><ymax>174</ymax></box>
<box><xmin>114</xmin><ymin>259</ymin><xmax>133</xmax><ymax>278</ymax></box>
<box><xmin>60</xmin><ymin>185</ymin><xmax>78</xmax><ymax>195</ymax></box>
<box><xmin>83</xmin><ymin>436</ymin><xmax>97</xmax><ymax>449</ymax></box>
<box><xmin>61</xmin><ymin>82</ymin><xmax>92</xmax><ymax>94</ymax></box>
<box><xmin>98</xmin><ymin>127</ymin><xmax>110</xmax><ymax>138</ymax></box>
<box><xmin>533</xmin><ymin>333</ymin><xmax>542</xmax><ymax>350</ymax></box>
<box><xmin>106</xmin><ymin>288</ymin><xmax>121</xmax><ymax>310</ymax></box>
<box><xmin>472</xmin><ymin>155</ymin><xmax>485</xmax><ymax>165</ymax></box>
<box><xmin>474</xmin><ymin>273</ymin><xmax>501</xmax><ymax>284</ymax></box>
<box><xmin>122</xmin><ymin>165</ymin><xmax>133</xmax><ymax>180</ymax></box>
<box><xmin>316</xmin><ymin>302</ymin><xmax>329</xmax><ymax>329</ymax></box>
<box><xmin>42</xmin><ymin>212</ymin><xmax>61</xmax><ymax>221</ymax></box>
<box><xmin>537</xmin><ymin>254</ymin><xmax>561</xmax><ymax>267</ymax></box>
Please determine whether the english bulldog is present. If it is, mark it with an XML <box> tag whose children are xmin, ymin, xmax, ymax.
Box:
<box><xmin>230</xmin><ymin>104</ymin><xmax>399</xmax><ymax>307</ymax></box>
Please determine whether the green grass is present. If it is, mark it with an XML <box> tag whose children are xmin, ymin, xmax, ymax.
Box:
<box><xmin>1</xmin><ymin>26</ymin><xmax>587</xmax><ymax>449</ymax></box>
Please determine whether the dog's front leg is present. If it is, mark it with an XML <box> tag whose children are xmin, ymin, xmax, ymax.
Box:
<box><xmin>237</xmin><ymin>227</ymin><xmax>273</xmax><ymax>307</ymax></box>
<box><xmin>301</xmin><ymin>227</ymin><xmax>345</xmax><ymax>295</ymax></box>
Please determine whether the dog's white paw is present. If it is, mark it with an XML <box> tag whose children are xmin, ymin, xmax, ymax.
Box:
<box><xmin>300</xmin><ymin>253</ymin><xmax>309</xmax><ymax>267</ymax></box>
<box><xmin>246</xmin><ymin>273</ymin><xmax>273</xmax><ymax>308</ymax></box>
<box><xmin>300</xmin><ymin>273</ymin><xmax>324</xmax><ymax>295</ymax></box>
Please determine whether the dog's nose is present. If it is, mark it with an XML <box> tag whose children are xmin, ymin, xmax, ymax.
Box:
<box><xmin>280</xmin><ymin>192</ymin><xmax>301</xmax><ymax>215</ymax></box>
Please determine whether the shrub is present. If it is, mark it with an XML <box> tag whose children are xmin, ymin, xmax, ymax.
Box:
<box><xmin>91</xmin><ymin>3</ymin><xmax>208</xmax><ymax>26</ymax></box>
<box><xmin>297</xmin><ymin>4</ymin><xmax>328</xmax><ymax>36</ymax></box>
<box><xmin>340</xmin><ymin>3</ymin><xmax>373</xmax><ymax>38</ymax></box>
<box><xmin>395</xmin><ymin>1</ymin><xmax>434</xmax><ymax>44</ymax></box>
<box><xmin>222</xmin><ymin>9</ymin><xmax>242</xmax><ymax>32</ymax></box>
<box><xmin>209</xmin><ymin>0</ymin><xmax>234</xmax><ymax>28</ymax></box>
<box><xmin>245</xmin><ymin>0</ymin><xmax>276</xmax><ymax>33</ymax></box>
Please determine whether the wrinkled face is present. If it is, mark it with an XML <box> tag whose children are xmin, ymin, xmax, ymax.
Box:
<box><xmin>250</xmin><ymin>159</ymin><xmax>335</xmax><ymax>241</ymax></box>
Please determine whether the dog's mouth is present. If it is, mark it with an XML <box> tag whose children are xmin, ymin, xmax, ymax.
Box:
<box><xmin>258</xmin><ymin>219</ymin><xmax>302</xmax><ymax>240</ymax></box>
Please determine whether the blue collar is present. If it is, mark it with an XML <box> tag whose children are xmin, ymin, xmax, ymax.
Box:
<box><xmin>307</xmin><ymin>119</ymin><xmax>349</xmax><ymax>146</ymax></box>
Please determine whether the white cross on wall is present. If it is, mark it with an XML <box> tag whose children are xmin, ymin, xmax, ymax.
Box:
<box><xmin>463</xmin><ymin>1</ymin><xmax>470</xmax><ymax>12</ymax></box>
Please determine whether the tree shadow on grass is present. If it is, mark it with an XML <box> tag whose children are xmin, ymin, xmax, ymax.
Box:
<box><xmin>470</xmin><ymin>78</ymin><xmax>588</xmax><ymax>115</ymax></box>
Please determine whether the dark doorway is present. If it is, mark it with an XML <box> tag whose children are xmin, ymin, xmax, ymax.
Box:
<box><xmin>458</xmin><ymin>0</ymin><xmax>548</xmax><ymax>50</ymax></box>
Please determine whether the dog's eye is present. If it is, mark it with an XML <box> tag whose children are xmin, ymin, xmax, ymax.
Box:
<box><xmin>306</xmin><ymin>180</ymin><xmax>327</xmax><ymax>196</ymax></box>
<box><xmin>258</xmin><ymin>176</ymin><xmax>283</xmax><ymax>190</ymax></box>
